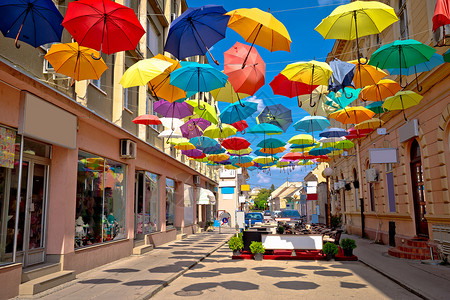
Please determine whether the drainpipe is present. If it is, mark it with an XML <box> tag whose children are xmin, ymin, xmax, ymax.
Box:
<box><xmin>356</xmin><ymin>140</ymin><xmax>365</xmax><ymax>238</ymax></box>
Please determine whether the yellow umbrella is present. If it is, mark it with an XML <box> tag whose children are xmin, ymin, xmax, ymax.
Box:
<box><xmin>148</xmin><ymin>54</ymin><xmax>186</xmax><ymax>102</ymax></box>
<box><xmin>281</xmin><ymin>61</ymin><xmax>333</xmax><ymax>86</ymax></box>
<box><xmin>225</xmin><ymin>165</ymin><xmax>239</xmax><ymax>170</ymax></box>
<box><xmin>44</xmin><ymin>42</ymin><xmax>108</xmax><ymax>81</ymax></box>
<box><xmin>297</xmin><ymin>85</ymin><xmax>338</xmax><ymax>114</ymax></box>
<box><xmin>359</xmin><ymin>79</ymin><xmax>401</xmax><ymax>101</ymax></box>
<box><xmin>315</xmin><ymin>1</ymin><xmax>398</xmax><ymax>63</ymax></box>
<box><xmin>174</xmin><ymin>142</ymin><xmax>195</xmax><ymax>151</ymax></box>
<box><xmin>203</xmin><ymin>124</ymin><xmax>237</xmax><ymax>139</ymax></box>
<box><xmin>298</xmin><ymin>160</ymin><xmax>314</xmax><ymax>166</ymax></box>
<box><xmin>259</xmin><ymin>147</ymin><xmax>286</xmax><ymax>154</ymax></box>
<box><xmin>348</xmin><ymin>58</ymin><xmax>387</xmax><ymax>89</ymax></box>
<box><xmin>226</xmin><ymin>8</ymin><xmax>291</xmax><ymax>53</ymax></box>
<box><xmin>120</xmin><ymin>57</ymin><xmax>172</xmax><ymax>88</ymax></box>
<box><xmin>208</xmin><ymin>153</ymin><xmax>229</xmax><ymax>162</ymax></box>
<box><xmin>167</xmin><ymin>137</ymin><xmax>190</xmax><ymax>145</ymax></box>
<box><xmin>253</xmin><ymin>156</ymin><xmax>277</xmax><ymax>164</ymax></box>
<box><xmin>383</xmin><ymin>91</ymin><xmax>423</xmax><ymax>121</ymax></box>
<box><xmin>290</xmin><ymin>147</ymin><xmax>314</xmax><ymax>153</ymax></box>
<box><xmin>288</xmin><ymin>134</ymin><xmax>315</xmax><ymax>145</ymax></box>
<box><xmin>185</xmin><ymin>100</ymin><xmax>219</xmax><ymax>124</ymax></box>
<box><xmin>328</xmin><ymin>150</ymin><xmax>344</xmax><ymax>157</ymax></box>
<box><xmin>329</xmin><ymin>106</ymin><xmax>375</xmax><ymax>124</ymax></box>
<box><xmin>354</xmin><ymin>118</ymin><xmax>385</xmax><ymax>130</ymax></box>
<box><xmin>228</xmin><ymin>147</ymin><xmax>253</xmax><ymax>155</ymax></box>
<box><xmin>210</xmin><ymin>80</ymin><xmax>250</xmax><ymax>104</ymax></box>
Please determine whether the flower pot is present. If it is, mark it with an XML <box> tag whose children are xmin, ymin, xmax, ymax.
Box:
<box><xmin>254</xmin><ymin>253</ymin><xmax>264</xmax><ymax>261</ymax></box>
<box><xmin>325</xmin><ymin>254</ymin><xmax>334</xmax><ymax>261</ymax></box>
<box><xmin>343</xmin><ymin>248</ymin><xmax>353</xmax><ymax>257</ymax></box>
<box><xmin>233</xmin><ymin>250</ymin><xmax>241</xmax><ymax>256</ymax></box>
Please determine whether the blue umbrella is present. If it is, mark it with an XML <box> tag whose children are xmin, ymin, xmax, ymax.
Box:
<box><xmin>254</xmin><ymin>149</ymin><xmax>278</xmax><ymax>157</ymax></box>
<box><xmin>293</xmin><ymin>116</ymin><xmax>330</xmax><ymax>132</ymax></box>
<box><xmin>0</xmin><ymin>0</ymin><xmax>63</xmax><ymax>48</ymax></box>
<box><xmin>256</xmin><ymin>104</ymin><xmax>293</xmax><ymax>132</ymax></box>
<box><xmin>256</xmin><ymin>138</ymin><xmax>286</xmax><ymax>149</ymax></box>
<box><xmin>230</xmin><ymin>155</ymin><xmax>253</xmax><ymax>165</ymax></box>
<box><xmin>328</xmin><ymin>58</ymin><xmax>355</xmax><ymax>98</ymax></box>
<box><xmin>164</xmin><ymin>5</ymin><xmax>229</xmax><ymax>64</ymax></box>
<box><xmin>170</xmin><ymin>63</ymin><xmax>227</xmax><ymax>93</ymax></box>
<box><xmin>328</xmin><ymin>88</ymin><xmax>361</xmax><ymax>109</ymax></box>
<box><xmin>319</xmin><ymin>127</ymin><xmax>348</xmax><ymax>138</ymax></box>
<box><xmin>290</xmin><ymin>143</ymin><xmax>316</xmax><ymax>149</ymax></box>
<box><xmin>309</xmin><ymin>147</ymin><xmax>333</xmax><ymax>156</ymax></box>
<box><xmin>203</xmin><ymin>144</ymin><xmax>225</xmax><ymax>154</ymax></box>
<box><xmin>247</xmin><ymin>123</ymin><xmax>283</xmax><ymax>135</ymax></box>
<box><xmin>220</xmin><ymin>100</ymin><xmax>258</xmax><ymax>124</ymax></box>
<box><xmin>190</xmin><ymin>136</ymin><xmax>218</xmax><ymax>149</ymax></box>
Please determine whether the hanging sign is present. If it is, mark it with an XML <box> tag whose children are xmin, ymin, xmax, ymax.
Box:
<box><xmin>0</xmin><ymin>127</ymin><xmax>16</xmax><ymax>168</ymax></box>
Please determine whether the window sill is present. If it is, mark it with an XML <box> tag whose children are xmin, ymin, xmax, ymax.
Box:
<box><xmin>89</xmin><ymin>82</ymin><xmax>107</xmax><ymax>96</ymax></box>
<box><xmin>124</xmin><ymin>107</ymin><xmax>133</xmax><ymax>114</ymax></box>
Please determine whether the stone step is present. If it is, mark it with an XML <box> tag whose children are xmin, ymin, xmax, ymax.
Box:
<box><xmin>398</xmin><ymin>245</ymin><xmax>438</xmax><ymax>255</ymax></box>
<box><xmin>19</xmin><ymin>271</ymin><xmax>76</xmax><ymax>295</ymax></box>
<box><xmin>176</xmin><ymin>233</ymin><xmax>188</xmax><ymax>240</ymax></box>
<box><xmin>388</xmin><ymin>248</ymin><xmax>439</xmax><ymax>260</ymax></box>
<box><xmin>132</xmin><ymin>244</ymin><xmax>154</xmax><ymax>255</ymax></box>
<box><xmin>133</xmin><ymin>239</ymin><xmax>145</xmax><ymax>248</ymax></box>
<box><xmin>406</xmin><ymin>238</ymin><xmax>429</xmax><ymax>247</ymax></box>
<box><xmin>21</xmin><ymin>263</ymin><xmax>61</xmax><ymax>283</ymax></box>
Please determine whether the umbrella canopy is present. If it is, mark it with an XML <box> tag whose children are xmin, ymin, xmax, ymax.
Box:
<box><xmin>257</xmin><ymin>138</ymin><xmax>286</xmax><ymax>149</ymax></box>
<box><xmin>160</xmin><ymin>117</ymin><xmax>184</xmax><ymax>129</ymax></box>
<box><xmin>315</xmin><ymin>0</ymin><xmax>398</xmax><ymax>62</ymax></box>
<box><xmin>309</xmin><ymin>147</ymin><xmax>333</xmax><ymax>156</ymax></box>
<box><xmin>329</xmin><ymin>106</ymin><xmax>375</xmax><ymax>124</ymax></box>
<box><xmin>0</xmin><ymin>0</ymin><xmax>63</xmax><ymax>48</ymax></box>
<box><xmin>154</xmin><ymin>100</ymin><xmax>194</xmax><ymax>119</ymax></box>
<box><xmin>174</xmin><ymin>142</ymin><xmax>196</xmax><ymax>151</ymax></box>
<box><xmin>148</xmin><ymin>54</ymin><xmax>186</xmax><ymax>103</ymax></box>
<box><xmin>164</xmin><ymin>5</ymin><xmax>229</xmax><ymax>63</ymax></box>
<box><xmin>328</xmin><ymin>88</ymin><xmax>360</xmax><ymax>109</ymax></box>
<box><xmin>158</xmin><ymin>128</ymin><xmax>182</xmax><ymax>139</ymax></box>
<box><xmin>289</xmin><ymin>134</ymin><xmax>315</xmax><ymax>145</ymax></box>
<box><xmin>281</xmin><ymin>60</ymin><xmax>333</xmax><ymax>86</ymax></box>
<box><xmin>203</xmin><ymin>124</ymin><xmax>237</xmax><ymax>139</ymax></box>
<box><xmin>328</xmin><ymin>59</ymin><xmax>355</xmax><ymax>94</ymax></box>
<box><xmin>181</xmin><ymin>149</ymin><xmax>204</xmax><ymax>158</ymax></box>
<box><xmin>354</xmin><ymin>118</ymin><xmax>385</xmax><ymax>130</ymax></box>
<box><xmin>257</xmin><ymin>104</ymin><xmax>292</xmax><ymax>132</ymax></box>
<box><xmin>208</xmin><ymin>154</ymin><xmax>230</xmax><ymax>162</ymax></box>
<box><xmin>226</xmin><ymin>8</ymin><xmax>291</xmax><ymax>52</ymax></box>
<box><xmin>190</xmin><ymin>136</ymin><xmax>218</xmax><ymax>149</ymax></box>
<box><xmin>180</xmin><ymin>118</ymin><xmax>211</xmax><ymax>139</ymax></box>
<box><xmin>230</xmin><ymin>155</ymin><xmax>253</xmax><ymax>165</ymax></box>
<box><xmin>167</xmin><ymin>137</ymin><xmax>189</xmax><ymax>145</ymax></box>
<box><xmin>120</xmin><ymin>58</ymin><xmax>172</xmax><ymax>88</ymax></box>
<box><xmin>365</xmin><ymin>101</ymin><xmax>387</xmax><ymax>114</ymax></box>
<box><xmin>170</xmin><ymin>63</ymin><xmax>228</xmax><ymax>93</ymax></box>
<box><xmin>210</xmin><ymin>80</ymin><xmax>250</xmax><ymax>104</ymax></box>
<box><xmin>383</xmin><ymin>91</ymin><xmax>423</xmax><ymax>121</ymax></box>
<box><xmin>445</xmin><ymin>49</ymin><xmax>450</xmax><ymax>63</ymax></box>
<box><xmin>230</xmin><ymin>120</ymin><xmax>249</xmax><ymax>133</ymax></box>
<box><xmin>270</xmin><ymin>74</ymin><xmax>318</xmax><ymax>98</ymax></box>
<box><xmin>433</xmin><ymin>0</ymin><xmax>450</xmax><ymax>31</ymax></box>
<box><xmin>228</xmin><ymin>148</ymin><xmax>252</xmax><ymax>156</ymax></box>
<box><xmin>319</xmin><ymin>128</ymin><xmax>349</xmax><ymax>138</ymax></box>
<box><xmin>260</xmin><ymin>147</ymin><xmax>286</xmax><ymax>154</ymax></box>
<box><xmin>293</xmin><ymin>116</ymin><xmax>330</xmax><ymax>132</ymax></box>
<box><xmin>44</xmin><ymin>42</ymin><xmax>107</xmax><ymax>81</ymax></box>
<box><xmin>224</xmin><ymin>42</ymin><xmax>265</xmax><ymax>96</ymax></box>
<box><xmin>348</xmin><ymin>58</ymin><xmax>387</xmax><ymax>89</ymax></box>
<box><xmin>62</xmin><ymin>0</ymin><xmax>145</xmax><ymax>56</ymax></box>
<box><xmin>220</xmin><ymin>100</ymin><xmax>258</xmax><ymax>124</ymax></box>
<box><xmin>247</xmin><ymin>123</ymin><xmax>283</xmax><ymax>135</ymax></box>
<box><xmin>253</xmin><ymin>156</ymin><xmax>278</xmax><ymax>164</ymax></box>
<box><xmin>185</xmin><ymin>100</ymin><xmax>218</xmax><ymax>124</ymax></box>
<box><xmin>386</xmin><ymin>53</ymin><xmax>445</xmax><ymax>76</ymax></box>
<box><xmin>221</xmin><ymin>137</ymin><xmax>251</xmax><ymax>151</ymax></box>
<box><xmin>359</xmin><ymin>79</ymin><xmax>401</xmax><ymax>101</ymax></box>
<box><xmin>282</xmin><ymin>152</ymin><xmax>304</xmax><ymax>161</ymax></box>
<box><xmin>297</xmin><ymin>86</ymin><xmax>336</xmax><ymax>115</ymax></box>
<box><xmin>203</xmin><ymin>144</ymin><xmax>226</xmax><ymax>154</ymax></box>
<box><xmin>132</xmin><ymin>115</ymin><xmax>161</xmax><ymax>126</ymax></box>
<box><xmin>334</xmin><ymin>140</ymin><xmax>355</xmax><ymax>150</ymax></box>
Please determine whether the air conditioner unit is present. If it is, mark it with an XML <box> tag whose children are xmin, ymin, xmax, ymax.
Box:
<box><xmin>366</xmin><ymin>168</ymin><xmax>378</xmax><ymax>182</ymax></box>
<box><xmin>338</xmin><ymin>180</ymin><xmax>346</xmax><ymax>190</ymax></box>
<box><xmin>193</xmin><ymin>175</ymin><xmax>201</xmax><ymax>186</ymax></box>
<box><xmin>333</xmin><ymin>182</ymin><xmax>339</xmax><ymax>191</ymax></box>
<box><xmin>120</xmin><ymin>139</ymin><xmax>137</xmax><ymax>159</ymax></box>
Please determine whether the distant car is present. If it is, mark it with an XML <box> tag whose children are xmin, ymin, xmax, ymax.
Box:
<box><xmin>245</xmin><ymin>212</ymin><xmax>264</xmax><ymax>228</ymax></box>
<box><xmin>278</xmin><ymin>209</ymin><xmax>303</xmax><ymax>226</ymax></box>
<box><xmin>263</xmin><ymin>210</ymin><xmax>272</xmax><ymax>220</ymax></box>
<box><xmin>272</xmin><ymin>210</ymin><xmax>282</xmax><ymax>218</ymax></box>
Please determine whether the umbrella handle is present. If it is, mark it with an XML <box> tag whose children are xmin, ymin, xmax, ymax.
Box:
<box><xmin>14</xmin><ymin>22</ymin><xmax>26</xmax><ymax>49</ymax></box>
<box><xmin>198</xmin><ymin>98</ymin><xmax>205</xmax><ymax>110</ymax></box>
<box><xmin>91</xmin><ymin>51</ymin><xmax>102</xmax><ymax>60</ymax></box>
<box><xmin>342</xmin><ymin>87</ymin><xmax>353</xmax><ymax>99</ymax></box>
<box><xmin>239</xmin><ymin>99</ymin><xmax>246</xmax><ymax>107</ymax></box>
<box><xmin>309</xmin><ymin>93</ymin><xmax>316</xmax><ymax>107</ymax></box>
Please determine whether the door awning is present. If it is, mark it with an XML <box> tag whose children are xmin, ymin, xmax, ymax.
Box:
<box><xmin>197</xmin><ymin>188</ymin><xmax>216</xmax><ymax>205</ymax></box>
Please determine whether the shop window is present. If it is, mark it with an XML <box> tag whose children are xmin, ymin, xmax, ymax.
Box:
<box><xmin>166</xmin><ymin>178</ymin><xmax>176</xmax><ymax>228</ymax></box>
<box><xmin>184</xmin><ymin>184</ymin><xmax>194</xmax><ymax>226</ymax></box>
<box><xmin>135</xmin><ymin>172</ymin><xmax>159</xmax><ymax>235</ymax></box>
<box><xmin>75</xmin><ymin>151</ymin><xmax>126</xmax><ymax>249</ymax></box>
<box><xmin>398</xmin><ymin>0</ymin><xmax>409</xmax><ymax>39</ymax></box>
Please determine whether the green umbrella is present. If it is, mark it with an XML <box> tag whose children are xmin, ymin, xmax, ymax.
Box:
<box><xmin>444</xmin><ymin>49</ymin><xmax>450</xmax><ymax>63</ymax></box>
<box><xmin>369</xmin><ymin>39</ymin><xmax>436</xmax><ymax>89</ymax></box>
<box><xmin>257</xmin><ymin>138</ymin><xmax>286</xmax><ymax>149</ymax></box>
<box><xmin>185</xmin><ymin>100</ymin><xmax>218</xmax><ymax>124</ymax></box>
<box><xmin>366</xmin><ymin>101</ymin><xmax>387</xmax><ymax>114</ymax></box>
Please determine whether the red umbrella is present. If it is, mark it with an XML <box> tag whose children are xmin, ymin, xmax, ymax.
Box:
<box><xmin>282</xmin><ymin>152</ymin><xmax>304</xmax><ymax>161</ymax></box>
<box><xmin>433</xmin><ymin>0</ymin><xmax>450</xmax><ymax>31</ymax></box>
<box><xmin>221</xmin><ymin>137</ymin><xmax>250</xmax><ymax>151</ymax></box>
<box><xmin>224</xmin><ymin>42</ymin><xmax>265</xmax><ymax>97</ymax></box>
<box><xmin>270</xmin><ymin>74</ymin><xmax>318</xmax><ymax>98</ymax></box>
<box><xmin>132</xmin><ymin>115</ymin><xmax>162</xmax><ymax>126</ymax></box>
<box><xmin>231</xmin><ymin>120</ymin><xmax>248</xmax><ymax>133</ymax></box>
<box><xmin>62</xmin><ymin>0</ymin><xmax>145</xmax><ymax>59</ymax></box>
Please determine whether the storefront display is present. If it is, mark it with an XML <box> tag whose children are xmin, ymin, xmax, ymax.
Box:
<box><xmin>135</xmin><ymin>171</ymin><xmax>159</xmax><ymax>237</ymax></box>
<box><xmin>166</xmin><ymin>178</ymin><xmax>176</xmax><ymax>228</ymax></box>
<box><xmin>184</xmin><ymin>184</ymin><xmax>194</xmax><ymax>226</ymax></box>
<box><xmin>75</xmin><ymin>151</ymin><xmax>126</xmax><ymax>248</ymax></box>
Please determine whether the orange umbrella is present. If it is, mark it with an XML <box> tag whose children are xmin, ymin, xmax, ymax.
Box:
<box><xmin>329</xmin><ymin>106</ymin><xmax>375</xmax><ymax>124</ymax></box>
<box><xmin>348</xmin><ymin>58</ymin><xmax>387</xmax><ymax>89</ymax></box>
<box><xmin>224</xmin><ymin>42</ymin><xmax>265</xmax><ymax>96</ymax></box>
<box><xmin>259</xmin><ymin>147</ymin><xmax>286</xmax><ymax>154</ymax></box>
<box><xmin>359</xmin><ymin>79</ymin><xmax>401</xmax><ymax>101</ymax></box>
<box><xmin>208</xmin><ymin>153</ymin><xmax>230</xmax><ymax>162</ymax></box>
<box><xmin>148</xmin><ymin>54</ymin><xmax>186</xmax><ymax>102</ymax></box>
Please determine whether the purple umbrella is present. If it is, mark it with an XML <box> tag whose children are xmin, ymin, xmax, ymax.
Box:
<box><xmin>180</xmin><ymin>118</ymin><xmax>211</xmax><ymax>139</ymax></box>
<box><xmin>181</xmin><ymin>149</ymin><xmax>204</xmax><ymax>158</ymax></box>
<box><xmin>154</xmin><ymin>99</ymin><xmax>193</xmax><ymax>118</ymax></box>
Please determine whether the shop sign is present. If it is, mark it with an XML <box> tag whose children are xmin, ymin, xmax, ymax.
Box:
<box><xmin>0</xmin><ymin>127</ymin><xmax>16</xmax><ymax>168</ymax></box>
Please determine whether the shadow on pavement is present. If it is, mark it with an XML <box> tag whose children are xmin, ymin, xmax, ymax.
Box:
<box><xmin>103</xmin><ymin>268</ymin><xmax>139</xmax><ymax>273</ymax></box>
<box><xmin>122</xmin><ymin>280</ymin><xmax>166</xmax><ymax>286</ymax></box>
<box><xmin>252</xmin><ymin>266</ymin><xmax>284</xmax><ymax>271</ymax></box>
<box><xmin>182</xmin><ymin>282</ymin><xmax>219</xmax><ymax>292</ymax></box>
<box><xmin>174</xmin><ymin>260</ymin><xmax>197</xmax><ymax>267</ymax></box>
<box><xmin>274</xmin><ymin>281</ymin><xmax>320</xmax><ymax>290</ymax></box>
<box><xmin>79</xmin><ymin>278</ymin><xmax>122</xmax><ymax>284</ymax></box>
<box><xmin>149</xmin><ymin>265</ymin><xmax>184</xmax><ymax>273</ymax></box>
<box><xmin>183</xmin><ymin>271</ymin><xmax>220</xmax><ymax>278</ymax></box>
<box><xmin>257</xmin><ymin>270</ymin><xmax>305</xmax><ymax>278</ymax></box>
<box><xmin>210</xmin><ymin>267</ymin><xmax>247</xmax><ymax>274</ymax></box>
<box><xmin>340</xmin><ymin>281</ymin><xmax>368</xmax><ymax>289</ymax></box>
<box><xmin>221</xmin><ymin>281</ymin><xmax>259</xmax><ymax>291</ymax></box>
<box><xmin>168</xmin><ymin>255</ymin><xmax>204</xmax><ymax>260</ymax></box>
<box><xmin>294</xmin><ymin>265</ymin><xmax>328</xmax><ymax>270</ymax></box>
<box><xmin>314</xmin><ymin>270</ymin><xmax>353</xmax><ymax>277</ymax></box>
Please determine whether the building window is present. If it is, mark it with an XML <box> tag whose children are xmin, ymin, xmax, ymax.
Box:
<box><xmin>166</xmin><ymin>178</ymin><xmax>176</xmax><ymax>228</ymax></box>
<box><xmin>386</xmin><ymin>163</ymin><xmax>396</xmax><ymax>212</ymax></box>
<box><xmin>124</xmin><ymin>88</ymin><xmax>129</xmax><ymax>110</ymax></box>
<box><xmin>399</xmin><ymin>0</ymin><xmax>409</xmax><ymax>39</ymax></box>
<box><xmin>75</xmin><ymin>151</ymin><xmax>127</xmax><ymax>249</ymax></box>
<box><xmin>135</xmin><ymin>171</ymin><xmax>159</xmax><ymax>235</ymax></box>
<box><xmin>147</xmin><ymin>19</ymin><xmax>160</xmax><ymax>56</ymax></box>
<box><xmin>353</xmin><ymin>168</ymin><xmax>359</xmax><ymax>209</ymax></box>
<box><xmin>184</xmin><ymin>184</ymin><xmax>194</xmax><ymax>225</ymax></box>
<box><xmin>366</xmin><ymin>162</ymin><xmax>375</xmax><ymax>211</ymax></box>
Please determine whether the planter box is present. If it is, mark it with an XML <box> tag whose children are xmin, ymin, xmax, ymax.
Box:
<box><xmin>262</xmin><ymin>234</ymin><xmax>323</xmax><ymax>250</ymax></box>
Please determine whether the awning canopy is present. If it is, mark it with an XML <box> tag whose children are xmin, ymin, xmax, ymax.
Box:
<box><xmin>197</xmin><ymin>188</ymin><xmax>216</xmax><ymax>205</ymax></box>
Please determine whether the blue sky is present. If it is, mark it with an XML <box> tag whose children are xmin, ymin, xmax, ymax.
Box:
<box><xmin>187</xmin><ymin>0</ymin><xmax>350</xmax><ymax>189</ymax></box>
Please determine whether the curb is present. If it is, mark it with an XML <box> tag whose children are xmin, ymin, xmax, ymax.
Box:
<box><xmin>138</xmin><ymin>234</ymin><xmax>233</xmax><ymax>300</ymax></box>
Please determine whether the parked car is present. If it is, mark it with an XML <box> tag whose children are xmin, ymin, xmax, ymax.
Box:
<box><xmin>244</xmin><ymin>212</ymin><xmax>264</xmax><ymax>228</ymax></box>
<box><xmin>272</xmin><ymin>210</ymin><xmax>282</xmax><ymax>218</ymax></box>
<box><xmin>263</xmin><ymin>210</ymin><xmax>272</xmax><ymax>220</ymax></box>
<box><xmin>278</xmin><ymin>209</ymin><xmax>303</xmax><ymax>226</ymax></box>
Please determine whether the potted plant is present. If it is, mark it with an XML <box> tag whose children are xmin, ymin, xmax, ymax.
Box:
<box><xmin>250</xmin><ymin>241</ymin><xmax>265</xmax><ymax>261</ymax></box>
<box><xmin>340</xmin><ymin>238</ymin><xmax>357</xmax><ymax>257</ymax></box>
<box><xmin>322</xmin><ymin>242</ymin><xmax>339</xmax><ymax>260</ymax></box>
<box><xmin>228</xmin><ymin>235</ymin><xmax>244</xmax><ymax>256</ymax></box>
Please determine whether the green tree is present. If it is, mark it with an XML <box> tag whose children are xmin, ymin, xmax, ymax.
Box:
<box><xmin>270</xmin><ymin>184</ymin><xmax>276</xmax><ymax>192</ymax></box>
<box><xmin>254</xmin><ymin>188</ymin><xmax>271</xmax><ymax>210</ymax></box>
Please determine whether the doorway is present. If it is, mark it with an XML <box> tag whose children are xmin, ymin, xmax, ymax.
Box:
<box><xmin>410</xmin><ymin>140</ymin><xmax>428</xmax><ymax>237</ymax></box>
<box><xmin>134</xmin><ymin>171</ymin><xmax>159</xmax><ymax>240</ymax></box>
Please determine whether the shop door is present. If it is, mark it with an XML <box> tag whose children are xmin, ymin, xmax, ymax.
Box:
<box><xmin>410</xmin><ymin>140</ymin><xmax>428</xmax><ymax>237</ymax></box>
<box><xmin>134</xmin><ymin>172</ymin><xmax>144</xmax><ymax>240</ymax></box>
<box><xmin>22</xmin><ymin>160</ymin><xmax>49</xmax><ymax>266</ymax></box>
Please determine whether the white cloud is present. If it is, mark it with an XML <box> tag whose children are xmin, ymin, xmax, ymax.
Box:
<box><xmin>257</xmin><ymin>172</ymin><xmax>271</xmax><ymax>184</ymax></box>
<box><xmin>247</xmin><ymin>96</ymin><xmax>265</xmax><ymax>114</ymax></box>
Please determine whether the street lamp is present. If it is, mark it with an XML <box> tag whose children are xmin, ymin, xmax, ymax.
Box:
<box><xmin>322</xmin><ymin>167</ymin><xmax>334</xmax><ymax>227</ymax></box>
